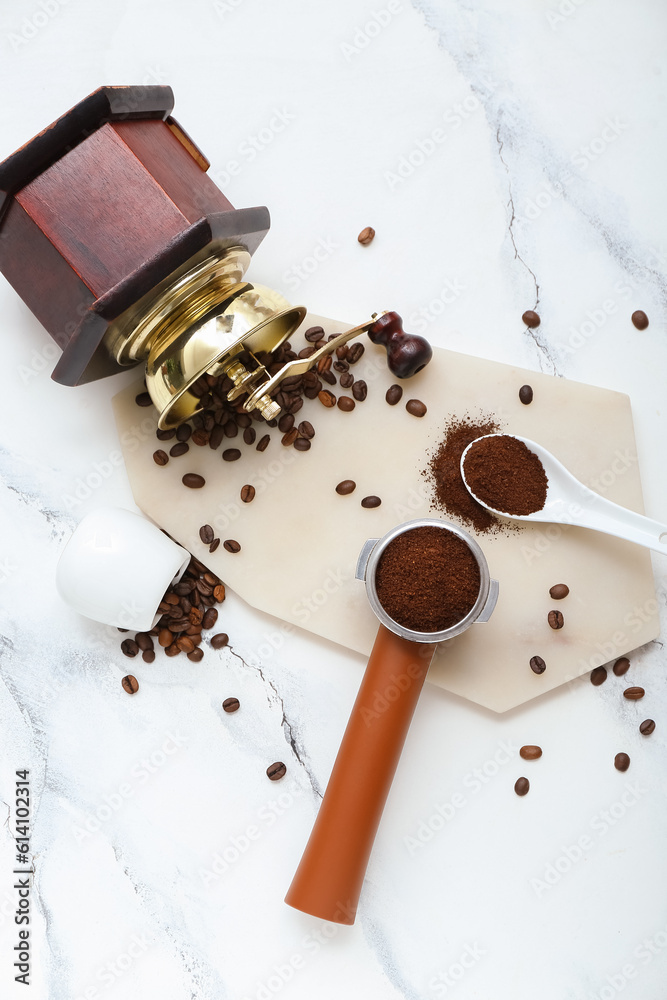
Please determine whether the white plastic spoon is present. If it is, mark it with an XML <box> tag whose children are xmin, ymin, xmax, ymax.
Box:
<box><xmin>460</xmin><ymin>433</ymin><xmax>667</xmax><ymax>555</ymax></box>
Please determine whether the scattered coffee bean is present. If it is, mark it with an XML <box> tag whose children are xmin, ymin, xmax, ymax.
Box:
<box><xmin>176</xmin><ymin>424</ymin><xmax>192</xmax><ymax>442</ymax></box>
<box><xmin>142</xmin><ymin>649</ymin><xmax>155</xmax><ymax>663</ymax></box>
<box><xmin>340</xmin><ymin>372</ymin><xmax>354</xmax><ymax>388</ymax></box>
<box><xmin>623</xmin><ymin>686</ymin><xmax>645</xmax><ymax>700</ymax></box>
<box><xmin>614</xmin><ymin>752</ymin><xmax>630</xmax><ymax>772</ymax></box>
<box><xmin>522</xmin><ymin>310</ymin><xmax>540</xmax><ymax>328</ymax></box>
<box><xmin>199</xmin><ymin>524</ymin><xmax>214</xmax><ymax>544</ymax></box>
<box><xmin>121</xmin><ymin>639</ymin><xmax>139</xmax><ymax>658</ymax></box>
<box><xmin>338</xmin><ymin>396</ymin><xmax>355</xmax><ymax>412</ymax></box>
<box><xmin>135</xmin><ymin>632</ymin><xmax>153</xmax><ymax>651</ymax></box>
<box><xmin>358</xmin><ymin>226</ymin><xmax>375</xmax><ymax>246</ymax></box>
<box><xmin>406</xmin><ymin>399</ymin><xmax>427</xmax><ymax>417</ymax></box>
<box><xmin>298</xmin><ymin>420</ymin><xmax>315</xmax><ymax>439</ymax></box>
<box><xmin>386</xmin><ymin>384</ymin><xmax>403</xmax><ymax>405</ymax></box>
<box><xmin>158</xmin><ymin>628</ymin><xmax>174</xmax><ymax>647</ymax></box>
<box><xmin>211</xmin><ymin>633</ymin><xmax>229</xmax><ymax>649</ymax></box>
<box><xmin>267</xmin><ymin>761</ymin><xmax>287</xmax><ymax>781</ymax></box>
<box><xmin>153</xmin><ymin>449</ymin><xmax>169</xmax><ymax>466</ymax></box>
<box><xmin>294</xmin><ymin>437</ymin><xmax>311</xmax><ymax>451</ymax></box>
<box><xmin>639</xmin><ymin>719</ymin><xmax>655</xmax><ymax>735</ymax></box>
<box><xmin>318</xmin><ymin>390</ymin><xmax>336</xmax><ymax>407</ymax></box>
<box><xmin>169</xmin><ymin>442</ymin><xmax>189</xmax><ymax>458</ymax></box>
<box><xmin>240</xmin><ymin>485</ymin><xmax>255</xmax><ymax>503</ymax></box>
<box><xmin>223</xmin><ymin>697</ymin><xmax>240</xmax><ymax>713</ymax></box>
<box><xmin>278</xmin><ymin>413</ymin><xmax>294</xmax><ymax>433</ymax></box>
<box><xmin>631</xmin><ymin>310</ymin><xmax>649</xmax><ymax>330</ymax></box>
<box><xmin>256</xmin><ymin>434</ymin><xmax>270</xmax><ymax>452</ymax></box>
<box><xmin>591</xmin><ymin>666</ymin><xmax>607</xmax><ymax>686</ymax></box>
<box><xmin>192</xmin><ymin>429</ymin><xmax>209</xmax><ymax>447</ymax></box>
<box><xmin>530</xmin><ymin>655</ymin><xmax>546</xmax><ymax>675</ymax></box>
<box><xmin>361</xmin><ymin>495</ymin><xmax>382</xmax><ymax>508</ymax></box>
<box><xmin>549</xmin><ymin>584</ymin><xmax>569</xmax><ymax>600</ymax></box>
<box><xmin>243</xmin><ymin>427</ymin><xmax>256</xmax><ymax>446</ymax></box>
<box><xmin>135</xmin><ymin>391</ymin><xmax>152</xmax><ymax>407</ymax></box>
<box><xmin>176</xmin><ymin>636</ymin><xmax>195</xmax><ymax>654</ymax></box>
<box><xmin>347</xmin><ymin>342</ymin><xmax>365</xmax><ymax>364</ymax></box>
<box><xmin>305</xmin><ymin>325</ymin><xmax>325</xmax><ymax>342</ymax></box>
<box><xmin>281</xmin><ymin>428</ymin><xmax>299</xmax><ymax>446</ymax></box>
<box><xmin>520</xmin><ymin>745</ymin><xmax>542</xmax><ymax>760</ymax></box>
<box><xmin>514</xmin><ymin>777</ymin><xmax>530</xmax><ymax>796</ymax></box>
<box><xmin>224</xmin><ymin>539</ymin><xmax>241</xmax><ymax>553</ymax></box>
<box><xmin>182</xmin><ymin>473</ymin><xmax>206</xmax><ymax>489</ymax></box>
<box><xmin>352</xmin><ymin>380</ymin><xmax>368</xmax><ymax>401</ymax></box>
<box><xmin>613</xmin><ymin>657</ymin><xmax>630</xmax><ymax>676</ymax></box>
<box><xmin>336</xmin><ymin>480</ymin><xmax>356</xmax><ymax>495</ymax></box>
<box><xmin>209</xmin><ymin>538</ymin><xmax>220</xmax><ymax>553</ymax></box>
<box><xmin>213</xmin><ymin>584</ymin><xmax>226</xmax><ymax>601</ymax></box>
<box><xmin>548</xmin><ymin>609</ymin><xmax>564</xmax><ymax>630</ymax></box>
<box><xmin>156</xmin><ymin>428</ymin><xmax>176</xmax><ymax>441</ymax></box>
<box><xmin>320</xmin><ymin>370</ymin><xmax>337</xmax><ymax>386</ymax></box>
<box><xmin>519</xmin><ymin>384</ymin><xmax>534</xmax><ymax>405</ymax></box>
<box><xmin>121</xmin><ymin>674</ymin><xmax>139</xmax><ymax>694</ymax></box>
<box><xmin>188</xmin><ymin>647</ymin><xmax>204</xmax><ymax>662</ymax></box>
<box><xmin>222</xmin><ymin>448</ymin><xmax>241</xmax><ymax>462</ymax></box>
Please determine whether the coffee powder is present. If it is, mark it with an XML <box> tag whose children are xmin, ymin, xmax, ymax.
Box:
<box><xmin>374</xmin><ymin>526</ymin><xmax>480</xmax><ymax>632</ymax></box>
<box><xmin>463</xmin><ymin>435</ymin><xmax>548</xmax><ymax>515</ymax></box>
<box><xmin>425</xmin><ymin>416</ymin><xmax>501</xmax><ymax>533</ymax></box>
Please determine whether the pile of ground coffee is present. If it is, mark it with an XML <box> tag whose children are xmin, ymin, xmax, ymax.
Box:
<box><xmin>374</xmin><ymin>526</ymin><xmax>480</xmax><ymax>632</ymax></box>
<box><xmin>463</xmin><ymin>435</ymin><xmax>548</xmax><ymax>515</ymax></box>
<box><xmin>424</xmin><ymin>416</ymin><xmax>501</xmax><ymax>533</ymax></box>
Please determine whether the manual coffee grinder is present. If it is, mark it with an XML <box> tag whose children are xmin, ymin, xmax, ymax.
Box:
<box><xmin>0</xmin><ymin>85</ymin><xmax>431</xmax><ymax>426</ymax></box>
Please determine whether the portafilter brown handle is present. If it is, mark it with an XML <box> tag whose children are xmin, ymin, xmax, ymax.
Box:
<box><xmin>285</xmin><ymin>625</ymin><xmax>436</xmax><ymax>924</ymax></box>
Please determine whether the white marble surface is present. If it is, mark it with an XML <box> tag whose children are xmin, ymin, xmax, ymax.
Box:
<box><xmin>1</xmin><ymin>2</ymin><xmax>666</xmax><ymax>998</ymax></box>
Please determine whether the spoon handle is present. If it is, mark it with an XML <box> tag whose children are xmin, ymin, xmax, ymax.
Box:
<box><xmin>571</xmin><ymin>494</ymin><xmax>667</xmax><ymax>555</ymax></box>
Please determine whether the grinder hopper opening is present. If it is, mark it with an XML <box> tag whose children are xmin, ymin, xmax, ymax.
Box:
<box><xmin>285</xmin><ymin>518</ymin><xmax>499</xmax><ymax>925</ymax></box>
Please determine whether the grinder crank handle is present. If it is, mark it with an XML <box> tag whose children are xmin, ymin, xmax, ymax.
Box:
<box><xmin>285</xmin><ymin>625</ymin><xmax>436</xmax><ymax>925</ymax></box>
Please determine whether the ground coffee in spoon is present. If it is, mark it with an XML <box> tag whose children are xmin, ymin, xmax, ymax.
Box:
<box><xmin>463</xmin><ymin>435</ymin><xmax>548</xmax><ymax>515</ymax></box>
<box><xmin>374</xmin><ymin>526</ymin><xmax>480</xmax><ymax>632</ymax></box>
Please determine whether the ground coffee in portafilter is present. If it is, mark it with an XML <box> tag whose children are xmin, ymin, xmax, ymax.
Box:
<box><xmin>463</xmin><ymin>435</ymin><xmax>548</xmax><ymax>515</ymax></box>
<box><xmin>374</xmin><ymin>526</ymin><xmax>480</xmax><ymax>633</ymax></box>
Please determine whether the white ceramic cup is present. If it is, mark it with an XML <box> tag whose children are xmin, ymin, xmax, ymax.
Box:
<box><xmin>56</xmin><ymin>506</ymin><xmax>190</xmax><ymax>631</ymax></box>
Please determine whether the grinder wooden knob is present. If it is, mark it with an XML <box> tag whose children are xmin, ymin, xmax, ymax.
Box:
<box><xmin>367</xmin><ymin>311</ymin><xmax>433</xmax><ymax>379</ymax></box>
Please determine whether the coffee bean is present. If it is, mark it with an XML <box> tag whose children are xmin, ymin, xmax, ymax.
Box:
<box><xmin>361</xmin><ymin>495</ymin><xmax>381</xmax><ymax>508</ymax></box>
<box><xmin>224</xmin><ymin>422</ymin><xmax>238</xmax><ymax>438</ymax></box>
<box><xmin>202</xmin><ymin>607</ymin><xmax>218</xmax><ymax>630</ymax></box>
<box><xmin>211</xmin><ymin>633</ymin><xmax>229</xmax><ymax>649</ymax></box>
<box><xmin>614</xmin><ymin>752</ymin><xmax>630</xmax><ymax>772</ymax></box>
<box><xmin>347</xmin><ymin>342</ymin><xmax>365</xmax><ymax>364</ymax></box>
<box><xmin>639</xmin><ymin>719</ymin><xmax>655</xmax><ymax>735</ymax></box>
<box><xmin>176</xmin><ymin>423</ymin><xmax>192</xmax><ymax>441</ymax></box>
<box><xmin>298</xmin><ymin>420</ymin><xmax>315</xmax><ymax>439</ymax></box>
<box><xmin>519</xmin><ymin>384</ymin><xmax>534</xmax><ymax>405</ymax></box>
<box><xmin>520</xmin><ymin>745</ymin><xmax>542</xmax><ymax>760</ymax></box>
<box><xmin>335</xmin><ymin>343</ymin><xmax>349</xmax><ymax>360</ymax></box>
<box><xmin>333</xmin><ymin>360</ymin><xmax>349</xmax><ymax>373</ymax></box>
<box><xmin>338</xmin><ymin>396</ymin><xmax>355</xmax><ymax>412</ymax></box>
<box><xmin>156</xmin><ymin>428</ymin><xmax>176</xmax><ymax>441</ymax></box>
<box><xmin>224</xmin><ymin>539</ymin><xmax>241</xmax><ymax>553</ymax></box>
<box><xmin>278</xmin><ymin>413</ymin><xmax>294</xmax><ymax>433</ymax></box>
<box><xmin>320</xmin><ymin>370</ymin><xmax>337</xmax><ymax>386</ymax></box>
<box><xmin>209</xmin><ymin>538</ymin><xmax>220</xmax><ymax>553</ymax></box>
<box><xmin>243</xmin><ymin>427</ymin><xmax>256</xmax><ymax>446</ymax></box>
<box><xmin>336</xmin><ymin>480</ymin><xmax>356</xmax><ymax>495</ymax></box>
<box><xmin>281</xmin><ymin>428</ymin><xmax>299</xmax><ymax>446</ymax></box>
<box><xmin>294</xmin><ymin>437</ymin><xmax>311</xmax><ymax>451</ymax></box>
<box><xmin>590</xmin><ymin>666</ymin><xmax>607</xmax><ymax>686</ymax></box>
<box><xmin>222</xmin><ymin>448</ymin><xmax>241</xmax><ymax>462</ymax></box>
<box><xmin>121</xmin><ymin>639</ymin><xmax>139</xmax><ymax>657</ymax></box>
<box><xmin>158</xmin><ymin>628</ymin><xmax>174</xmax><ymax>647</ymax></box>
<box><xmin>352</xmin><ymin>380</ymin><xmax>368</xmax><ymax>401</ymax></box>
<box><xmin>213</xmin><ymin>584</ymin><xmax>226</xmax><ymax>602</ymax></box>
<box><xmin>240</xmin><ymin>484</ymin><xmax>255</xmax><ymax>503</ymax></box>
<box><xmin>548</xmin><ymin>610</ymin><xmax>564</xmax><ymax>630</ymax></box>
<box><xmin>177</xmin><ymin>636</ymin><xmax>195</xmax><ymax>653</ymax></box>
<box><xmin>386</xmin><ymin>384</ymin><xmax>403</xmax><ymax>405</ymax></box>
<box><xmin>623</xmin><ymin>686</ymin><xmax>645</xmax><ymax>700</ymax></box>
<box><xmin>169</xmin><ymin>442</ymin><xmax>189</xmax><ymax>457</ymax></box>
<box><xmin>135</xmin><ymin>632</ymin><xmax>153</xmax><ymax>651</ymax></box>
<box><xmin>122</xmin><ymin>674</ymin><xmax>139</xmax><ymax>694</ymax></box>
<box><xmin>187</xmin><ymin>647</ymin><xmax>204</xmax><ymax>662</ymax></box>
<box><xmin>317</xmin><ymin>354</ymin><xmax>332</xmax><ymax>374</ymax></box>
<box><xmin>192</xmin><ymin>429</ymin><xmax>209</xmax><ymax>447</ymax></box>
<box><xmin>267</xmin><ymin>761</ymin><xmax>287</xmax><ymax>781</ymax></box>
<box><xmin>340</xmin><ymin>372</ymin><xmax>354</xmax><ymax>388</ymax></box>
<box><xmin>182</xmin><ymin>473</ymin><xmax>206</xmax><ymax>489</ymax></box>
<box><xmin>549</xmin><ymin>584</ymin><xmax>569</xmax><ymax>600</ymax></box>
<box><xmin>318</xmin><ymin>390</ymin><xmax>336</xmax><ymax>407</ymax></box>
<box><xmin>358</xmin><ymin>226</ymin><xmax>375</xmax><ymax>246</ymax></box>
<box><xmin>164</xmin><ymin>593</ymin><xmax>180</xmax><ymax>605</ymax></box>
<box><xmin>522</xmin><ymin>310</ymin><xmax>540</xmax><ymax>328</ymax></box>
<box><xmin>135</xmin><ymin>391</ymin><xmax>152</xmax><ymax>407</ymax></box>
<box><xmin>406</xmin><ymin>399</ymin><xmax>427</xmax><ymax>418</ymax></box>
<box><xmin>256</xmin><ymin>434</ymin><xmax>270</xmax><ymax>452</ymax></box>
<box><xmin>305</xmin><ymin>325</ymin><xmax>325</xmax><ymax>342</ymax></box>
<box><xmin>514</xmin><ymin>777</ymin><xmax>530</xmax><ymax>796</ymax></box>
<box><xmin>530</xmin><ymin>655</ymin><xmax>546</xmax><ymax>674</ymax></box>
<box><xmin>223</xmin><ymin>696</ymin><xmax>240</xmax><ymax>712</ymax></box>
<box><xmin>631</xmin><ymin>310</ymin><xmax>649</xmax><ymax>330</ymax></box>
<box><xmin>199</xmin><ymin>524</ymin><xmax>214</xmax><ymax>544</ymax></box>
<box><xmin>142</xmin><ymin>649</ymin><xmax>155</xmax><ymax>663</ymax></box>
<box><xmin>210</xmin><ymin>425</ymin><xmax>225</xmax><ymax>450</ymax></box>
<box><xmin>613</xmin><ymin>657</ymin><xmax>630</xmax><ymax>676</ymax></box>
<box><xmin>153</xmin><ymin>449</ymin><xmax>169</xmax><ymax>466</ymax></box>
